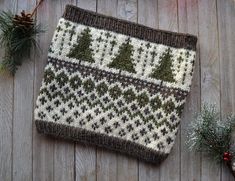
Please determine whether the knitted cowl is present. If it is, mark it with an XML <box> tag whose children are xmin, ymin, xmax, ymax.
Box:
<box><xmin>35</xmin><ymin>5</ymin><xmax>197</xmax><ymax>164</ymax></box>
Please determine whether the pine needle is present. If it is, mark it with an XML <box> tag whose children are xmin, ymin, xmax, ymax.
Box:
<box><xmin>0</xmin><ymin>11</ymin><xmax>44</xmax><ymax>75</ymax></box>
<box><xmin>187</xmin><ymin>104</ymin><xmax>235</xmax><ymax>163</ymax></box>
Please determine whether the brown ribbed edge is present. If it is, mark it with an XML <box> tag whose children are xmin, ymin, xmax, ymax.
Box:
<box><xmin>35</xmin><ymin>120</ymin><xmax>168</xmax><ymax>164</ymax></box>
<box><xmin>63</xmin><ymin>5</ymin><xmax>197</xmax><ymax>51</ymax></box>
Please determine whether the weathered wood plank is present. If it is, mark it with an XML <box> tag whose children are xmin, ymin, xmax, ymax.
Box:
<box><xmin>178</xmin><ymin>0</ymin><xmax>201</xmax><ymax>181</ymax></box>
<box><xmin>12</xmin><ymin>1</ymin><xmax>35</xmax><ymax>180</ymax></box>
<box><xmin>97</xmin><ymin>149</ymin><xmax>117</xmax><ymax>181</ymax></box>
<box><xmin>96</xmin><ymin>1</ymin><xmax>118</xmax><ymax>181</ymax></box>
<box><xmin>53</xmin><ymin>1</ymin><xmax>76</xmax><ymax>181</ymax></box>
<box><xmin>96</xmin><ymin>1</ymin><xmax>139</xmax><ymax>180</ymax></box>
<box><xmin>97</xmin><ymin>0</ymin><xmax>117</xmax><ymax>17</ymax></box>
<box><xmin>54</xmin><ymin>141</ymin><xmax>75</xmax><ymax>181</ymax></box>
<box><xmin>116</xmin><ymin>1</ymin><xmax>138</xmax><ymax>181</ymax></box>
<box><xmin>0</xmin><ymin>1</ymin><xmax>16</xmax><ymax>180</ymax></box>
<box><xmin>117</xmin><ymin>0</ymin><xmax>137</xmax><ymax>21</ymax></box>
<box><xmin>75</xmin><ymin>145</ymin><xmax>96</xmax><ymax>181</ymax></box>
<box><xmin>137</xmin><ymin>0</ymin><xmax>158</xmax><ymax>28</ymax></box>
<box><xmin>33</xmin><ymin>1</ymin><xmax>56</xmax><ymax>180</ymax></box>
<box><xmin>217</xmin><ymin>0</ymin><xmax>235</xmax><ymax>180</ymax></box>
<box><xmin>77</xmin><ymin>0</ymin><xmax>97</xmax><ymax>10</ymax></box>
<box><xmin>157</xmin><ymin>0</ymin><xmax>180</xmax><ymax>180</ymax></box>
<box><xmin>137</xmin><ymin>1</ymin><xmax>160</xmax><ymax>180</ymax></box>
<box><xmin>75</xmin><ymin>1</ymin><xmax>97</xmax><ymax>181</ymax></box>
<box><xmin>117</xmin><ymin>155</ymin><xmax>138</xmax><ymax>181</ymax></box>
<box><xmin>158</xmin><ymin>0</ymin><xmax>178</xmax><ymax>32</ymax></box>
<box><xmin>198</xmin><ymin>0</ymin><xmax>221</xmax><ymax>180</ymax></box>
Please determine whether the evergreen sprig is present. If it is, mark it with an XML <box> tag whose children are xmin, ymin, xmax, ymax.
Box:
<box><xmin>187</xmin><ymin>104</ymin><xmax>235</xmax><ymax>163</ymax></box>
<box><xmin>0</xmin><ymin>11</ymin><xmax>44</xmax><ymax>75</ymax></box>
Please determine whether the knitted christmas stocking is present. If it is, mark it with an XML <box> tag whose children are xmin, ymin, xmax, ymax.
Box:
<box><xmin>35</xmin><ymin>5</ymin><xmax>197</xmax><ymax>163</ymax></box>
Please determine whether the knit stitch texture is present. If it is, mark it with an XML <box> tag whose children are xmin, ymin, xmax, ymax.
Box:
<box><xmin>35</xmin><ymin>5</ymin><xmax>197</xmax><ymax>164</ymax></box>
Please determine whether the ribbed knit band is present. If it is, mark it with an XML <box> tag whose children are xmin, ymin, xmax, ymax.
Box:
<box><xmin>36</xmin><ymin>120</ymin><xmax>168</xmax><ymax>163</ymax></box>
<box><xmin>63</xmin><ymin>5</ymin><xmax>197</xmax><ymax>50</ymax></box>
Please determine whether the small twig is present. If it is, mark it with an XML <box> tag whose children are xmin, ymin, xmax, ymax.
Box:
<box><xmin>30</xmin><ymin>0</ymin><xmax>44</xmax><ymax>17</ymax></box>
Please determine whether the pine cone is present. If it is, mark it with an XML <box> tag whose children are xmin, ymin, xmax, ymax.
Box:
<box><xmin>13</xmin><ymin>10</ymin><xmax>34</xmax><ymax>28</ymax></box>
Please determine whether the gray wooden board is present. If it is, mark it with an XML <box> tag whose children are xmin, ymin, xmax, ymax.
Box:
<box><xmin>96</xmin><ymin>1</ymin><xmax>118</xmax><ymax>181</ymax></box>
<box><xmin>138</xmin><ymin>1</ymin><xmax>160</xmax><ymax>180</ymax></box>
<box><xmin>158</xmin><ymin>1</ymin><xmax>180</xmax><ymax>180</ymax></box>
<box><xmin>33</xmin><ymin>1</ymin><xmax>56</xmax><ymax>181</ymax></box>
<box><xmin>75</xmin><ymin>1</ymin><xmax>97</xmax><ymax>181</ymax></box>
<box><xmin>217</xmin><ymin>0</ymin><xmax>235</xmax><ymax>180</ymax></box>
<box><xmin>13</xmin><ymin>1</ymin><xmax>35</xmax><ymax>180</ymax></box>
<box><xmin>53</xmin><ymin>2</ymin><xmax>76</xmax><ymax>181</ymax></box>
<box><xmin>0</xmin><ymin>1</ymin><xmax>15</xmax><ymax>181</ymax></box>
<box><xmin>0</xmin><ymin>0</ymin><xmax>234</xmax><ymax>180</ymax></box>
<box><xmin>178</xmin><ymin>0</ymin><xmax>201</xmax><ymax>181</ymax></box>
<box><xmin>198</xmin><ymin>0</ymin><xmax>221</xmax><ymax>180</ymax></box>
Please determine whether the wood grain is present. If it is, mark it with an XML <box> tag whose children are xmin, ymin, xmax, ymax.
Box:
<box><xmin>75</xmin><ymin>1</ymin><xmax>97</xmax><ymax>181</ymax></box>
<box><xmin>198</xmin><ymin>0</ymin><xmax>221</xmax><ymax>180</ymax></box>
<box><xmin>0</xmin><ymin>0</ymin><xmax>235</xmax><ymax>180</ymax></box>
<box><xmin>33</xmin><ymin>1</ymin><xmax>55</xmax><ymax>181</ymax></box>
<box><xmin>12</xmin><ymin>1</ymin><xmax>35</xmax><ymax>180</ymax></box>
<box><xmin>217</xmin><ymin>0</ymin><xmax>235</xmax><ymax>180</ymax></box>
<box><xmin>178</xmin><ymin>0</ymin><xmax>201</xmax><ymax>181</ymax></box>
<box><xmin>116</xmin><ymin>1</ymin><xmax>138</xmax><ymax>181</ymax></box>
<box><xmin>158</xmin><ymin>1</ymin><xmax>180</xmax><ymax>180</ymax></box>
<box><xmin>53</xmin><ymin>1</ymin><xmax>76</xmax><ymax>180</ymax></box>
<box><xmin>0</xmin><ymin>1</ymin><xmax>15</xmax><ymax>180</ymax></box>
<box><xmin>96</xmin><ymin>1</ymin><xmax>118</xmax><ymax>181</ymax></box>
<box><xmin>138</xmin><ymin>1</ymin><xmax>160</xmax><ymax>180</ymax></box>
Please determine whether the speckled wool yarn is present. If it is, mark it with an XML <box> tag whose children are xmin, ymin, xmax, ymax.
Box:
<box><xmin>34</xmin><ymin>5</ymin><xmax>197</xmax><ymax>164</ymax></box>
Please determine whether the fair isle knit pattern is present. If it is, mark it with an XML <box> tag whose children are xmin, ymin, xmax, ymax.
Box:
<box><xmin>35</xmin><ymin>5</ymin><xmax>197</xmax><ymax>163</ymax></box>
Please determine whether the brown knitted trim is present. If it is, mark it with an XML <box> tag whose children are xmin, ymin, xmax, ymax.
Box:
<box><xmin>35</xmin><ymin>120</ymin><xmax>168</xmax><ymax>164</ymax></box>
<box><xmin>48</xmin><ymin>57</ymin><xmax>188</xmax><ymax>101</ymax></box>
<box><xmin>63</xmin><ymin>5</ymin><xmax>197</xmax><ymax>50</ymax></box>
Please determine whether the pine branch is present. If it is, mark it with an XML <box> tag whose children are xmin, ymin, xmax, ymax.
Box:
<box><xmin>187</xmin><ymin>104</ymin><xmax>235</xmax><ymax>163</ymax></box>
<box><xmin>0</xmin><ymin>10</ymin><xmax>44</xmax><ymax>75</ymax></box>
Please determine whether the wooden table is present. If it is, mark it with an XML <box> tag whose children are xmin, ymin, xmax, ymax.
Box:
<box><xmin>0</xmin><ymin>0</ymin><xmax>234</xmax><ymax>180</ymax></box>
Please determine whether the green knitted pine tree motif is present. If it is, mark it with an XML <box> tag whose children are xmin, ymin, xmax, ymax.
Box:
<box><xmin>67</xmin><ymin>28</ymin><xmax>94</xmax><ymax>63</ymax></box>
<box><xmin>108</xmin><ymin>38</ymin><xmax>136</xmax><ymax>73</ymax></box>
<box><xmin>150</xmin><ymin>48</ymin><xmax>175</xmax><ymax>82</ymax></box>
